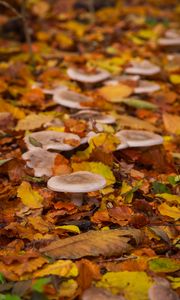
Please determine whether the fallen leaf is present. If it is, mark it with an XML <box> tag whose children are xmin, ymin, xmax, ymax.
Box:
<box><xmin>16</xmin><ymin>114</ymin><xmax>53</xmax><ymax>131</ymax></box>
<box><xmin>98</xmin><ymin>85</ymin><xmax>133</xmax><ymax>102</ymax></box>
<box><xmin>17</xmin><ymin>181</ymin><xmax>43</xmax><ymax>209</ymax></box>
<box><xmin>0</xmin><ymin>99</ymin><xmax>25</xmax><ymax>120</ymax></box>
<box><xmin>163</xmin><ymin>113</ymin><xmax>180</xmax><ymax>134</ymax></box>
<box><xmin>148</xmin><ymin>257</ymin><xmax>180</xmax><ymax>273</ymax></box>
<box><xmin>117</xmin><ymin>115</ymin><xmax>157</xmax><ymax>131</ymax></box>
<box><xmin>34</xmin><ymin>260</ymin><xmax>78</xmax><ymax>278</ymax></box>
<box><xmin>156</xmin><ymin>193</ymin><xmax>180</xmax><ymax>204</ymax></box>
<box><xmin>96</xmin><ymin>271</ymin><xmax>153</xmax><ymax>300</ymax></box>
<box><xmin>72</xmin><ymin>162</ymin><xmax>115</xmax><ymax>186</ymax></box>
<box><xmin>55</xmin><ymin>225</ymin><xmax>80</xmax><ymax>234</ymax></box>
<box><xmin>40</xmin><ymin>229</ymin><xmax>142</xmax><ymax>259</ymax></box>
<box><xmin>169</xmin><ymin>74</ymin><xmax>180</xmax><ymax>85</ymax></box>
<box><xmin>158</xmin><ymin>203</ymin><xmax>179</xmax><ymax>219</ymax></box>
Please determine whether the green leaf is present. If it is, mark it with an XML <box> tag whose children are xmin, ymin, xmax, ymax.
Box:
<box><xmin>152</xmin><ymin>181</ymin><xmax>170</xmax><ymax>194</ymax></box>
<box><xmin>0</xmin><ymin>159</ymin><xmax>12</xmax><ymax>167</ymax></box>
<box><xmin>168</xmin><ymin>175</ymin><xmax>180</xmax><ymax>186</ymax></box>
<box><xmin>122</xmin><ymin>98</ymin><xmax>157</xmax><ymax>110</ymax></box>
<box><xmin>29</xmin><ymin>136</ymin><xmax>42</xmax><ymax>148</ymax></box>
<box><xmin>32</xmin><ymin>278</ymin><xmax>51</xmax><ymax>293</ymax></box>
<box><xmin>148</xmin><ymin>257</ymin><xmax>180</xmax><ymax>273</ymax></box>
<box><xmin>0</xmin><ymin>295</ymin><xmax>21</xmax><ymax>300</ymax></box>
<box><xmin>0</xmin><ymin>273</ymin><xmax>4</xmax><ymax>284</ymax></box>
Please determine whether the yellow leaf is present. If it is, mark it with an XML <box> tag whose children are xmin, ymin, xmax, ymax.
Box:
<box><xmin>72</xmin><ymin>162</ymin><xmax>115</xmax><ymax>186</ymax></box>
<box><xmin>121</xmin><ymin>181</ymin><xmax>132</xmax><ymax>194</ymax></box>
<box><xmin>64</xmin><ymin>21</ymin><xmax>87</xmax><ymax>37</ymax></box>
<box><xmin>90</xmin><ymin>133</ymin><xmax>120</xmax><ymax>153</ymax></box>
<box><xmin>55</xmin><ymin>225</ymin><xmax>80</xmax><ymax>234</ymax></box>
<box><xmin>163</xmin><ymin>113</ymin><xmax>180</xmax><ymax>134</ymax></box>
<box><xmin>96</xmin><ymin>271</ymin><xmax>153</xmax><ymax>300</ymax></box>
<box><xmin>158</xmin><ymin>203</ymin><xmax>179</xmax><ymax>219</ymax></box>
<box><xmin>46</xmin><ymin>126</ymin><xmax>64</xmax><ymax>132</ymax></box>
<box><xmin>169</xmin><ymin>74</ymin><xmax>180</xmax><ymax>85</ymax></box>
<box><xmin>16</xmin><ymin>113</ymin><xmax>53</xmax><ymax>131</ymax></box>
<box><xmin>59</xmin><ymin>279</ymin><xmax>78</xmax><ymax>298</ymax></box>
<box><xmin>156</xmin><ymin>193</ymin><xmax>180</xmax><ymax>204</ymax></box>
<box><xmin>117</xmin><ymin>115</ymin><xmax>157</xmax><ymax>132</ymax></box>
<box><xmin>17</xmin><ymin>181</ymin><xmax>43</xmax><ymax>209</ymax></box>
<box><xmin>0</xmin><ymin>99</ymin><xmax>25</xmax><ymax>120</ymax></box>
<box><xmin>98</xmin><ymin>84</ymin><xmax>133</xmax><ymax>102</ymax></box>
<box><xmin>34</xmin><ymin>260</ymin><xmax>78</xmax><ymax>278</ymax></box>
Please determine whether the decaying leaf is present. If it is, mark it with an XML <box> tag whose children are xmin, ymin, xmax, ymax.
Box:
<box><xmin>40</xmin><ymin>229</ymin><xmax>142</xmax><ymax>259</ymax></box>
<box><xmin>116</xmin><ymin>115</ymin><xmax>157</xmax><ymax>131</ymax></box>
<box><xmin>163</xmin><ymin>113</ymin><xmax>180</xmax><ymax>134</ymax></box>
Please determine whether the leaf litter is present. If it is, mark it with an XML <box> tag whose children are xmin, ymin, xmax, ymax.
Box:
<box><xmin>0</xmin><ymin>0</ymin><xmax>179</xmax><ymax>299</ymax></box>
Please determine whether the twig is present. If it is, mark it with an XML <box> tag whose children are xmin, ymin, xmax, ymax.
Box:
<box><xmin>88</xmin><ymin>0</ymin><xmax>95</xmax><ymax>24</ymax></box>
<box><xmin>0</xmin><ymin>0</ymin><xmax>21</xmax><ymax>18</ymax></box>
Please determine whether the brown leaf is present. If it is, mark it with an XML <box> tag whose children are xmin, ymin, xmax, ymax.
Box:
<box><xmin>40</xmin><ymin>229</ymin><xmax>143</xmax><ymax>259</ymax></box>
<box><xmin>163</xmin><ymin>112</ymin><xmax>180</xmax><ymax>134</ymax></box>
<box><xmin>76</xmin><ymin>259</ymin><xmax>101</xmax><ymax>293</ymax></box>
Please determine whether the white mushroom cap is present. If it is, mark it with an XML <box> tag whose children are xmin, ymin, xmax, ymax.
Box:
<box><xmin>165</xmin><ymin>29</ymin><xmax>180</xmax><ymax>39</ymax></box>
<box><xmin>134</xmin><ymin>80</ymin><xmax>160</xmax><ymax>94</ymax></box>
<box><xmin>53</xmin><ymin>90</ymin><xmax>92</xmax><ymax>109</ymax></box>
<box><xmin>104</xmin><ymin>75</ymin><xmax>140</xmax><ymax>86</ymax></box>
<box><xmin>116</xmin><ymin>130</ymin><xmax>163</xmax><ymax>147</ymax></box>
<box><xmin>158</xmin><ymin>37</ymin><xmax>180</xmax><ymax>46</ymax></box>
<box><xmin>42</xmin><ymin>85</ymin><xmax>68</xmax><ymax>95</ymax></box>
<box><xmin>47</xmin><ymin>171</ymin><xmax>106</xmax><ymax>193</ymax></box>
<box><xmin>24</xmin><ymin>131</ymin><xmax>81</xmax><ymax>151</ymax></box>
<box><xmin>72</xmin><ymin>110</ymin><xmax>116</xmax><ymax>124</ymax></box>
<box><xmin>22</xmin><ymin>148</ymin><xmax>57</xmax><ymax>177</ymax></box>
<box><xmin>125</xmin><ymin>60</ymin><xmax>160</xmax><ymax>76</ymax></box>
<box><xmin>67</xmin><ymin>67</ymin><xmax>110</xmax><ymax>83</ymax></box>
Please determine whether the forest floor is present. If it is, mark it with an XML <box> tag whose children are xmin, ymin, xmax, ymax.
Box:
<box><xmin>0</xmin><ymin>0</ymin><xmax>179</xmax><ymax>299</ymax></box>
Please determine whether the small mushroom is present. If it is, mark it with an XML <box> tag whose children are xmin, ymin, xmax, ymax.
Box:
<box><xmin>71</xmin><ymin>110</ymin><xmax>116</xmax><ymax>124</ymax></box>
<box><xmin>104</xmin><ymin>75</ymin><xmax>140</xmax><ymax>86</ymax></box>
<box><xmin>158</xmin><ymin>29</ymin><xmax>180</xmax><ymax>47</ymax></box>
<box><xmin>115</xmin><ymin>130</ymin><xmax>163</xmax><ymax>147</ymax></box>
<box><xmin>47</xmin><ymin>171</ymin><xmax>106</xmax><ymax>206</ymax></box>
<box><xmin>67</xmin><ymin>67</ymin><xmax>110</xmax><ymax>83</ymax></box>
<box><xmin>125</xmin><ymin>60</ymin><xmax>160</xmax><ymax>76</ymax></box>
<box><xmin>53</xmin><ymin>89</ymin><xmax>93</xmax><ymax>109</ymax></box>
<box><xmin>134</xmin><ymin>80</ymin><xmax>160</xmax><ymax>94</ymax></box>
<box><xmin>24</xmin><ymin>130</ymin><xmax>81</xmax><ymax>151</ymax></box>
<box><xmin>22</xmin><ymin>148</ymin><xmax>58</xmax><ymax>177</ymax></box>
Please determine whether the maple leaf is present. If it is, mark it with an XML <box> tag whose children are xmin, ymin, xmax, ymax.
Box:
<box><xmin>40</xmin><ymin>229</ymin><xmax>142</xmax><ymax>259</ymax></box>
<box><xmin>17</xmin><ymin>181</ymin><xmax>43</xmax><ymax>209</ymax></box>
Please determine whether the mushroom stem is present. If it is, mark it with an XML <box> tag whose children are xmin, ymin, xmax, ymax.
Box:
<box><xmin>71</xmin><ymin>193</ymin><xmax>84</xmax><ymax>206</ymax></box>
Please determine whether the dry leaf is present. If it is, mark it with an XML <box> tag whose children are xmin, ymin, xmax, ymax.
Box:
<box><xmin>163</xmin><ymin>113</ymin><xmax>180</xmax><ymax>134</ymax></box>
<box><xmin>16</xmin><ymin>113</ymin><xmax>54</xmax><ymax>131</ymax></box>
<box><xmin>117</xmin><ymin>115</ymin><xmax>157</xmax><ymax>131</ymax></box>
<box><xmin>40</xmin><ymin>229</ymin><xmax>142</xmax><ymax>259</ymax></box>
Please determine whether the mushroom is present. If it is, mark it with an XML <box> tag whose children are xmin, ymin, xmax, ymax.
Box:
<box><xmin>31</xmin><ymin>82</ymin><xmax>68</xmax><ymax>95</ymax></box>
<box><xmin>104</xmin><ymin>75</ymin><xmax>140</xmax><ymax>86</ymax></box>
<box><xmin>115</xmin><ymin>130</ymin><xmax>163</xmax><ymax>147</ymax></box>
<box><xmin>67</xmin><ymin>67</ymin><xmax>110</xmax><ymax>83</ymax></box>
<box><xmin>158</xmin><ymin>29</ymin><xmax>180</xmax><ymax>47</ymax></box>
<box><xmin>134</xmin><ymin>80</ymin><xmax>160</xmax><ymax>94</ymax></box>
<box><xmin>24</xmin><ymin>130</ymin><xmax>81</xmax><ymax>151</ymax></box>
<box><xmin>125</xmin><ymin>60</ymin><xmax>160</xmax><ymax>76</ymax></box>
<box><xmin>47</xmin><ymin>171</ymin><xmax>106</xmax><ymax>206</ymax></box>
<box><xmin>53</xmin><ymin>89</ymin><xmax>93</xmax><ymax>109</ymax></box>
<box><xmin>71</xmin><ymin>110</ymin><xmax>116</xmax><ymax>124</ymax></box>
<box><xmin>22</xmin><ymin>148</ymin><xmax>58</xmax><ymax>177</ymax></box>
